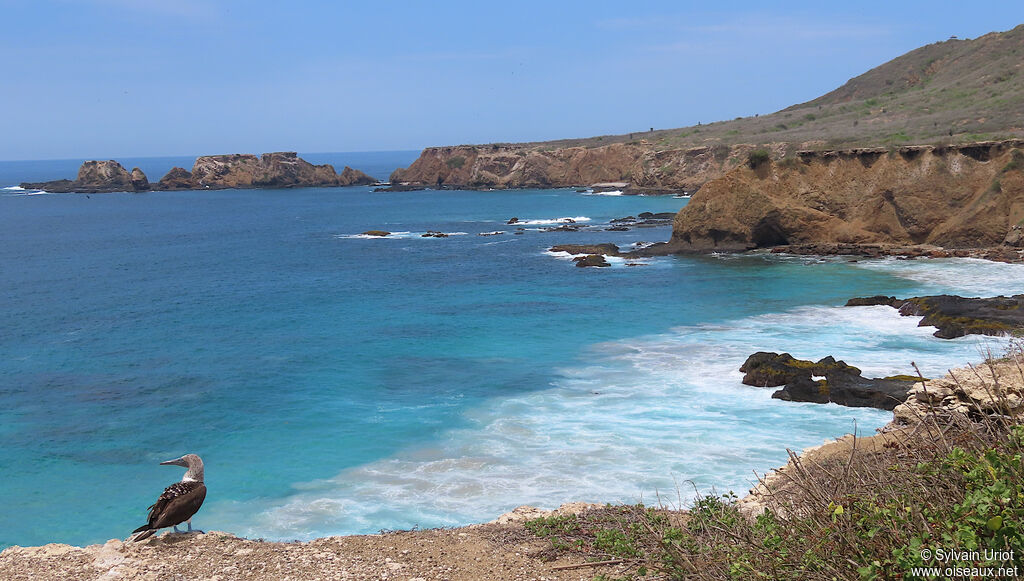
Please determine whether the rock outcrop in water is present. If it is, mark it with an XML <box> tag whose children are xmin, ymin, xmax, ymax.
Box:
<box><xmin>655</xmin><ymin>141</ymin><xmax>1024</xmax><ymax>255</ymax></box>
<box><xmin>20</xmin><ymin>160</ymin><xmax>152</xmax><ymax>193</ymax></box>
<box><xmin>21</xmin><ymin>153</ymin><xmax>376</xmax><ymax>193</ymax></box>
<box><xmin>739</xmin><ymin>352</ymin><xmax>917</xmax><ymax>410</ymax></box>
<box><xmin>846</xmin><ymin>294</ymin><xmax>1024</xmax><ymax>338</ymax></box>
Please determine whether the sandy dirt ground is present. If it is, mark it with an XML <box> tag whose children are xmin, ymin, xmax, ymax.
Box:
<box><xmin>0</xmin><ymin>503</ymin><xmax>657</xmax><ymax>581</ymax></box>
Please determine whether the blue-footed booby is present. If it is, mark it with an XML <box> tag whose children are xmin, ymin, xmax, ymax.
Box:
<box><xmin>131</xmin><ymin>454</ymin><xmax>207</xmax><ymax>542</ymax></box>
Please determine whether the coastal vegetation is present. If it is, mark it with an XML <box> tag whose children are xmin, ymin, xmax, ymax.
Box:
<box><xmin>521</xmin><ymin>347</ymin><xmax>1024</xmax><ymax>580</ymax></box>
<box><xmin>4</xmin><ymin>19</ymin><xmax>1024</xmax><ymax>581</ymax></box>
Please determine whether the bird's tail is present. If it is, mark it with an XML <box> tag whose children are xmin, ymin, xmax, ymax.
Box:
<box><xmin>130</xmin><ymin>527</ymin><xmax>157</xmax><ymax>542</ymax></box>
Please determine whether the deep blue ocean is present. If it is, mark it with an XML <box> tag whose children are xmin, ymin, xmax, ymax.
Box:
<box><xmin>2</xmin><ymin>151</ymin><xmax>1021</xmax><ymax>549</ymax></box>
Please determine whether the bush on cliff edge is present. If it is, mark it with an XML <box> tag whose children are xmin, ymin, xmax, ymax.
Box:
<box><xmin>523</xmin><ymin>349</ymin><xmax>1024</xmax><ymax>580</ymax></box>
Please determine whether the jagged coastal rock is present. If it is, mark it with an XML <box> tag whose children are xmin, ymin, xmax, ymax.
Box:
<box><xmin>549</xmin><ymin>243</ymin><xmax>622</xmax><ymax>257</ymax></box>
<box><xmin>846</xmin><ymin>294</ymin><xmax>1024</xmax><ymax>338</ymax></box>
<box><xmin>890</xmin><ymin>358</ymin><xmax>1024</xmax><ymax>428</ymax></box>
<box><xmin>739</xmin><ymin>352</ymin><xmax>916</xmax><ymax>410</ymax></box>
<box><xmin>20</xmin><ymin>160</ymin><xmax>152</xmax><ymax>193</ymax></box>
<box><xmin>656</xmin><ymin>141</ymin><xmax>1024</xmax><ymax>254</ymax></box>
<box><xmin>572</xmin><ymin>254</ymin><xmax>611</xmax><ymax>268</ymax></box>
<box><xmin>21</xmin><ymin>152</ymin><xmax>376</xmax><ymax>193</ymax></box>
<box><xmin>173</xmin><ymin>152</ymin><xmax>373</xmax><ymax>190</ymax></box>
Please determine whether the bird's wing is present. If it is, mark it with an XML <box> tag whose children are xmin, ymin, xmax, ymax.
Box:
<box><xmin>147</xmin><ymin>482</ymin><xmax>207</xmax><ymax>530</ymax></box>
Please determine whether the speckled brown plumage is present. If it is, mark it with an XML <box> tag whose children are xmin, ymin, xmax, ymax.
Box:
<box><xmin>131</xmin><ymin>481</ymin><xmax>206</xmax><ymax>541</ymax></box>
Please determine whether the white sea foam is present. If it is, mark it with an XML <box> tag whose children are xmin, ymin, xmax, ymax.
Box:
<box><xmin>213</xmin><ymin>302</ymin><xmax>1005</xmax><ymax>540</ymax></box>
<box><xmin>513</xmin><ymin>216</ymin><xmax>592</xmax><ymax>225</ymax></box>
<box><xmin>544</xmin><ymin>249</ymin><xmax>664</xmax><ymax>269</ymax></box>
<box><xmin>849</xmin><ymin>257</ymin><xmax>1024</xmax><ymax>297</ymax></box>
<box><xmin>581</xmin><ymin>190</ymin><xmax>623</xmax><ymax>196</ymax></box>
<box><xmin>336</xmin><ymin>231</ymin><xmax>468</xmax><ymax>240</ymax></box>
<box><xmin>335</xmin><ymin>231</ymin><xmax>413</xmax><ymax>240</ymax></box>
<box><xmin>3</xmin><ymin>185</ymin><xmax>48</xmax><ymax>196</ymax></box>
<box><xmin>545</xmin><ymin>250</ymin><xmax>576</xmax><ymax>261</ymax></box>
<box><xmin>5</xmin><ymin>190</ymin><xmax>49</xmax><ymax>196</ymax></box>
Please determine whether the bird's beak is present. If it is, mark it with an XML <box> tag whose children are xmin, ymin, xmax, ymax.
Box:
<box><xmin>160</xmin><ymin>456</ymin><xmax>188</xmax><ymax>467</ymax></box>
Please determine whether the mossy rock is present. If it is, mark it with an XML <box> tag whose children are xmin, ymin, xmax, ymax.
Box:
<box><xmin>742</xmin><ymin>352</ymin><xmax>914</xmax><ymax>410</ymax></box>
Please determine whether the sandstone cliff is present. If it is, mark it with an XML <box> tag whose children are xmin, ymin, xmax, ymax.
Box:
<box><xmin>659</xmin><ymin>141</ymin><xmax>1024</xmax><ymax>253</ymax></box>
<box><xmin>389</xmin><ymin>141</ymin><xmax>786</xmax><ymax>193</ymax></box>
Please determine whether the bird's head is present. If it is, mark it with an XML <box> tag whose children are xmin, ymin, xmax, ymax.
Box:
<box><xmin>160</xmin><ymin>453</ymin><xmax>204</xmax><ymax>483</ymax></box>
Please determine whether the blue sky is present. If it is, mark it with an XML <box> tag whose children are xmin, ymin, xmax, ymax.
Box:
<box><xmin>2</xmin><ymin>1</ymin><xmax>1022</xmax><ymax>160</ymax></box>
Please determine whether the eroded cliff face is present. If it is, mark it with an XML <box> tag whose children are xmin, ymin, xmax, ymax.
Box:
<box><xmin>390</xmin><ymin>142</ymin><xmax>791</xmax><ymax>192</ymax></box>
<box><xmin>664</xmin><ymin>141</ymin><xmax>1024</xmax><ymax>253</ymax></box>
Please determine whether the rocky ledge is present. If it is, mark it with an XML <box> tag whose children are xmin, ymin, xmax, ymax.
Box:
<box><xmin>0</xmin><ymin>503</ymin><xmax>630</xmax><ymax>581</ymax></box>
<box><xmin>739</xmin><ymin>352</ymin><xmax>916</xmax><ymax>410</ymax></box>
<box><xmin>846</xmin><ymin>294</ymin><xmax>1024</xmax><ymax>338</ymax></box>
<box><xmin>768</xmin><ymin>242</ymin><xmax>1024</xmax><ymax>263</ymax></box>
<box><xmin>21</xmin><ymin>153</ymin><xmax>376</xmax><ymax>193</ymax></box>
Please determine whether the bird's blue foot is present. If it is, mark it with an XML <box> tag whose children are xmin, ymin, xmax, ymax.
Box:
<box><xmin>173</xmin><ymin>525</ymin><xmax>181</xmax><ymax>533</ymax></box>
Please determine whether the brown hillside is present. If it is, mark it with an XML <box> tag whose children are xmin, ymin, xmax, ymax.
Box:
<box><xmin>393</xmin><ymin>25</ymin><xmax>1024</xmax><ymax>191</ymax></box>
<box><xmin>541</xmin><ymin>24</ymin><xmax>1024</xmax><ymax>151</ymax></box>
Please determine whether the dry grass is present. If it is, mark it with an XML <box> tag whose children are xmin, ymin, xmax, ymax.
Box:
<box><xmin>479</xmin><ymin>25</ymin><xmax>1024</xmax><ymax>154</ymax></box>
<box><xmin>523</xmin><ymin>344</ymin><xmax>1024</xmax><ymax>580</ymax></box>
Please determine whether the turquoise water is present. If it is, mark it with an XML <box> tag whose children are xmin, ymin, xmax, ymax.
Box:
<box><xmin>2</xmin><ymin>153</ymin><xmax>1022</xmax><ymax>548</ymax></box>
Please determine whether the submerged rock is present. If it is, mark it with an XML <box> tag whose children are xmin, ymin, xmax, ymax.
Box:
<box><xmin>549</xmin><ymin>243</ymin><xmax>621</xmax><ymax>256</ymax></box>
<box><xmin>373</xmin><ymin>184</ymin><xmax>425</xmax><ymax>192</ymax></box>
<box><xmin>740</xmin><ymin>352</ymin><xmax>916</xmax><ymax>410</ymax></box>
<box><xmin>573</xmin><ymin>254</ymin><xmax>611</xmax><ymax>268</ymax></box>
<box><xmin>362</xmin><ymin>230</ymin><xmax>391</xmax><ymax>237</ymax></box>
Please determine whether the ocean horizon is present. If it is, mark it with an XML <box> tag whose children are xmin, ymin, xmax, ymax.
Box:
<box><xmin>0</xmin><ymin>150</ymin><xmax>423</xmax><ymax>188</ymax></box>
<box><xmin>2</xmin><ymin>151</ymin><xmax>1020</xmax><ymax>549</ymax></box>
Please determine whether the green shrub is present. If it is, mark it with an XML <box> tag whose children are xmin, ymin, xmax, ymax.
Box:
<box><xmin>522</xmin><ymin>354</ymin><xmax>1024</xmax><ymax>580</ymax></box>
<box><xmin>748</xmin><ymin>149</ymin><xmax>772</xmax><ymax>169</ymax></box>
<box><xmin>1001</xmin><ymin>149</ymin><xmax>1023</xmax><ymax>173</ymax></box>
